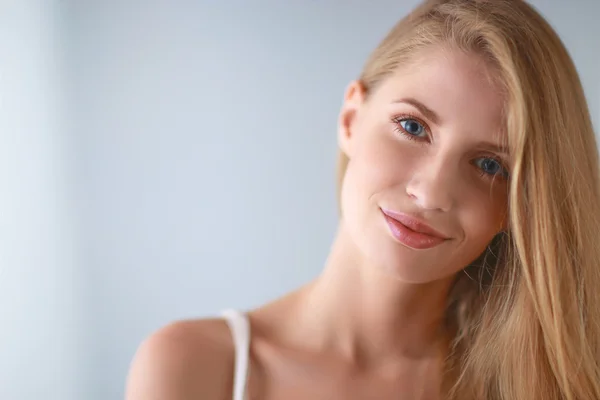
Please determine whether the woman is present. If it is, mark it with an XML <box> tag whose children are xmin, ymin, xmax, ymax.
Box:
<box><xmin>126</xmin><ymin>0</ymin><xmax>600</xmax><ymax>399</ymax></box>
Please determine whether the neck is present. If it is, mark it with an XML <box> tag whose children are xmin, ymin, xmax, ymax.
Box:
<box><xmin>292</xmin><ymin>224</ymin><xmax>455</xmax><ymax>365</ymax></box>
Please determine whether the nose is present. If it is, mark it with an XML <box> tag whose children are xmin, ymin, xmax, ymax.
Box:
<box><xmin>405</xmin><ymin>155</ymin><xmax>456</xmax><ymax>212</ymax></box>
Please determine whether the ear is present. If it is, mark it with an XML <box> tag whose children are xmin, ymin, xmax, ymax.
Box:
<box><xmin>338</xmin><ymin>80</ymin><xmax>367</xmax><ymax>159</ymax></box>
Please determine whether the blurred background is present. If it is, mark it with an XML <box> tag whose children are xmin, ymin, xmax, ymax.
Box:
<box><xmin>0</xmin><ymin>1</ymin><xmax>598</xmax><ymax>399</ymax></box>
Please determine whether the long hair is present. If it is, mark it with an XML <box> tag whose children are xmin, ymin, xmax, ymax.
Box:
<box><xmin>337</xmin><ymin>1</ymin><xmax>600</xmax><ymax>398</ymax></box>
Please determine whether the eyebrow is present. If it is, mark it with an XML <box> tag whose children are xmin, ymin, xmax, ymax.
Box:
<box><xmin>477</xmin><ymin>142</ymin><xmax>510</xmax><ymax>158</ymax></box>
<box><xmin>392</xmin><ymin>97</ymin><xmax>442</xmax><ymax>125</ymax></box>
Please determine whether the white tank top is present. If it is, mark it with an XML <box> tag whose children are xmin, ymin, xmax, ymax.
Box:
<box><xmin>221</xmin><ymin>309</ymin><xmax>251</xmax><ymax>400</ymax></box>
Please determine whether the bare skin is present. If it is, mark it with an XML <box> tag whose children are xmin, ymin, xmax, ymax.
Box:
<box><xmin>125</xmin><ymin>231</ymin><xmax>448</xmax><ymax>400</ymax></box>
<box><xmin>125</xmin><ymin>47</ymin><xmax>508</xmax><ymax>400</ymax></box>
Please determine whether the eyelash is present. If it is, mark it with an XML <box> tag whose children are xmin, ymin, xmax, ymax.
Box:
<box><xmin>391</xmin><ymin>113</ymin><xmax>429</xmax><ymax>143</ymax></box>
<box><xmin>390</xmin><ymin>114</ymin><xmax>510</xmax><ymax>181</ymax></box>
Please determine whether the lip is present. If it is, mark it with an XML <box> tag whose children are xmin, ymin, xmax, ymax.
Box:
<box><xmin>380</xmin><ymin>208</ymin><xmax>449</xmax><ymax>250</ymax></box>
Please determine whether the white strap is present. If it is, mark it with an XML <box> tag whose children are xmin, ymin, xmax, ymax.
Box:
<box><xmin>221</xmin><ymin>309</ymin><xmax>250</xmax><ymax>400</ymax></box>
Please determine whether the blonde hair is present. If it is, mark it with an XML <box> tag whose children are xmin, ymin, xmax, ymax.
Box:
<box><xmin>337</xmin><ymin>1</ymin><xmax>600</xmax><ymax>399</ymax></box>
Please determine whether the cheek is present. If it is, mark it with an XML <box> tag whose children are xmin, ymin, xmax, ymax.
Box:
<box><xmin>340</xmin><ymin>127</ymin><xmax>410</xmax><ymax>236</ymax></box>
<box><xmin>459</xmin><ymin>186</ymin><xmax>508</xmax><ymax>246</ymax></box>
<box><xmin>348</xmin><ymin>130</ymin><xmax>416</xmax><ymax>197</ymax></box>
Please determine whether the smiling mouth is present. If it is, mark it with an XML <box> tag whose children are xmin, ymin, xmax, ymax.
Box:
<box><xmin>380</xmin><ymin>208</ymin><xmax>449</xmax><ymax>250</ymax></box>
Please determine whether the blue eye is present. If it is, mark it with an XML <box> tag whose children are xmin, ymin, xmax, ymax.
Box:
<box><xmin>399</xmin><ymin>119</ymin><xmax>426</xmax><ymax>137</ymax></box>
<box><xmin>475</xmin><ymin>157</ymin><xmax>508</xmax><ymax>178</ymax></box>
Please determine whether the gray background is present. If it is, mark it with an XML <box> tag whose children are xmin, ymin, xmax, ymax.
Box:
<box><xmin>1</xmin><ymin>1</ymin><xmax>598</xmax><ymax>399</ymax></box>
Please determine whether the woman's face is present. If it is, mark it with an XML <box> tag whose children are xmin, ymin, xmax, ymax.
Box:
<box><xmin>338</xmin><ymin>47</ymin><xmax>509</xmax><ymax>283</ymax></box>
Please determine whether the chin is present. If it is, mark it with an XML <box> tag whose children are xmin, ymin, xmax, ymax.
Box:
<box><xmin>379</xmin><ymin>256</ymin><xmax>455</xmax><ymax>284</ymax></box>
<box><xmin>363</xmin><ymin>233</ymin><xmax>461</xmax><ymax>284</ymax></box>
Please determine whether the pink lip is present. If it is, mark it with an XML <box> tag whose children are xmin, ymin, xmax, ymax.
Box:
<box><xmin>380</xmin><ymin>208</ymin><xmax>449</xmax><ymax>250</ymax></box>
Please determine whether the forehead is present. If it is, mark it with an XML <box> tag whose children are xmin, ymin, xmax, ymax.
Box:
<box><xmin>372</xmin><ymin>47</ymin><xmax>506</xmax><ymax>141</ymax></box>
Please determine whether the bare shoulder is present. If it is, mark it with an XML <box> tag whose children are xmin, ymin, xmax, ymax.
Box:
<box><xmin>125</xmin><ymin>317</ymin><xmax>235</xmax><ymax>400</ymax></box>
